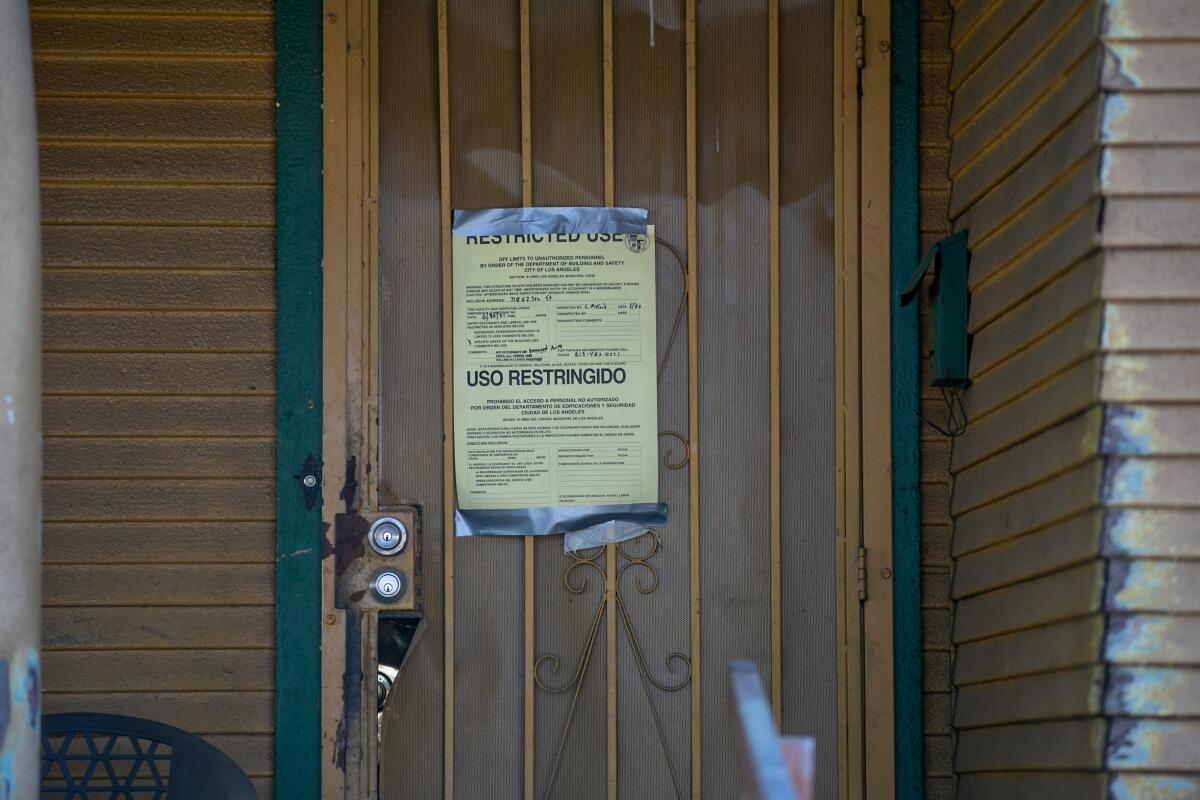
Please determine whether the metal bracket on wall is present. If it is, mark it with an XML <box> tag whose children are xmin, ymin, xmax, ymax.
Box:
<box><xmin>857</xmin><ymin>547</ymin><xmax>868</xmax><ymax>602</ymax></box>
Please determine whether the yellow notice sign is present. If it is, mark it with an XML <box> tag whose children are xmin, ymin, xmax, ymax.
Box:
<box><xmin>453</xmin><ymin>227</ymin><xmax>659</xmax><ymax>512</ymax></box>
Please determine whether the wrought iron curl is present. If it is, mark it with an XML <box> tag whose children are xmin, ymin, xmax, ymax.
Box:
<box><xmin>655</xmin><ymin>236</ymin><xmax>691</xmax><ymax>470</ymax></box>
<box><xmin>537</xmin><ymin>237</ymin><xmax>693</xmax><ymax>800</ymax></box>
<box><xmin>657</xmin><ymin>431</ymin><xmax>689</xmax><ymax>470</ymax></box>
<box><xmin>617</xmin><ymin>530</ymin><xmax>660</xmax><ymax>594</ymax></box>
<box><xmin>614</xmin><ymin>532</ymin><xmax>691</xmax><ymax>694</ymax></box>
<box><xmin>536</xmin><ymin>550</ymin><xmax>605</xmax><ymax>694</ymax></box>
<box><xmin>562</xmin><ymin>546</ymin><xmax>604</xmax><ymax>595</ymax></box>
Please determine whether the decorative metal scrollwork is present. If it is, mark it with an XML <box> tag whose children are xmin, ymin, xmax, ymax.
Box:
<box><xmin>657</xmin><ymin>431</ymin><xmax>689</xmax><ymax>470</ymax></box>
<box><xmin>656</xmin><ymin>237</ymin><xmax>690</xmax><ymax>469</ymax></box>
<box><xmin>535</xmin><ymin>548</ymin><xmax>606</xmax><ymax>695</ymax></box>
<box><xmin>537</xmin><ymin>235</ymin><xmax>692</xmax><ymax>800</ymax></box>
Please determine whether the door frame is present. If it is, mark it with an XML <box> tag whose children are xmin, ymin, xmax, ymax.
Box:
<box><xmin>273</xmin><ymin>2</ymin><xmax>324</xmax><ymax>799</ymax></box>
<box><xmin>312</xmin><ymin>0</ymin><xmax>896</xmax><ymax>796</ymax></box>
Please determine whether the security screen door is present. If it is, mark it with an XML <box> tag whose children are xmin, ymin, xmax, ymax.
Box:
<box><xmin>375</xmin><ymin>1</ymin><xmax>837</xmax><ymax>797</ymax></box>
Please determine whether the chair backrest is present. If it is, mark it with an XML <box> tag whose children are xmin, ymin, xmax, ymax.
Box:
<box><xmin>41</xmin><ymin>712</ymin><xmax>256</xmax><ymax>800</ymax></box>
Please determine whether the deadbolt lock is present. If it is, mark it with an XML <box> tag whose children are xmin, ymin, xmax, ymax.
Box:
<box><xmin>368</xmin><ymin>516</ymin><xmax>409</xmax><ymax>556</ymax></box>
<box><xmin>334</xmin><ymin>508</ymin><xmax>419</xmax><ymax>611</ymax></box>
<box><xmin>369</xmin><ymin>568</ymin><xmax>407</xmax><ymax>603</ymax></box>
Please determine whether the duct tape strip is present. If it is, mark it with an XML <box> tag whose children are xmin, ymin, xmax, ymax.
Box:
<box><xmin>455</xmin><ymin>502</ymin><xmax>667</xmax><ymax>541</ymax></box>
<box><xmin>452</xmin><ymin>205</ymin><xmax>648</xmax><ymax>236</ymax></box>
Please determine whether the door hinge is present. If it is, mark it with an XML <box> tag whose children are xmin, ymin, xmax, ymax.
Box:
<box><xmin>855</xmin><ymin>14</ymin><xmax>866</xmax><ymax>72</ymax></box>
<box><xmin>856</xmin><ymin>546</ymin><xmax>868</xmax><ymax>601</ymax></box>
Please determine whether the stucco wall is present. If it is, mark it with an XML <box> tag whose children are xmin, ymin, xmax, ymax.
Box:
<box><xmin>33</xmin><ymin>1</ymin><xmax>277</xmax><ymax>795</ymax></box>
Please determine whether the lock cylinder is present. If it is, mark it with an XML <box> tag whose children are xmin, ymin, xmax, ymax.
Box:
<box><xmin>368</xmin><ymin>516</ymin><xmax>409</xmax><ymax>556</ymax></box>
<box><xmin>369</xmin><ymin>568</ymin><xmax>406</xmax><ymax>604</ymax></box>
<box><xmin>334</xmin><ymin>509</ymin><xmax>418</xmax><ymax>611</ymax></box>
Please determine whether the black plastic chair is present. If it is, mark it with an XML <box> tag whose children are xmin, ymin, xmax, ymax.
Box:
<box><xmin>41</xmin><ymin>712</ymin><xmax>256</xmax><ymax>799</ymax></box>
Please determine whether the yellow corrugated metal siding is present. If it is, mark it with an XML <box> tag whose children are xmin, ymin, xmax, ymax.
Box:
<box><xmin>941</xmin><ymin>0</ymin><xmax>1110</xmax><ymax>795</ymax></box>
<box><xmin>33</xmin><ymin>1</ymin><xmax>276</xmax><ymax>796</ymax></box>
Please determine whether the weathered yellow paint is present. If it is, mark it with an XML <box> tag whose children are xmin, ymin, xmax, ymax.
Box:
<box><xmin>954</xmin><ymin>614</ymin><xmax>1105</xmax><ymax>686</ymax></box>
<box><xmin>951</xmin><ymin>510</ymin><xmax>1102</xmax><ymax>599</ymax></box>
<box><xmin>954</xmin><ymin>665</ymin><xmax>1104</xmax><ymax>729</ymax></box>
<box><xmin>33</xmin><ymin>2</ymin><xmax>278</xmax><ymax>790</ymax></box>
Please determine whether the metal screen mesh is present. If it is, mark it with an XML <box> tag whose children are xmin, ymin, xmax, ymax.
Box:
<box><xmin>378</xmin><ymin>1</ymin><xmax>834</xmax><ymax>795</ymax></box>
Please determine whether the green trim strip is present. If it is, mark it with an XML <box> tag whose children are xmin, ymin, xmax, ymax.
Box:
<box><xmin>274</xmin><ymin>1</ymin><xmax>323</xmax><ymax>798</ymax></box>
<box><xmin>890</xmin><ymin>1</ymin><xmax>924</xmax><ymax>797</ymax></box>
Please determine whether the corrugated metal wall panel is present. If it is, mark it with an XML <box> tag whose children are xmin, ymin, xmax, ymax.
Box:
<box><xmin>32</xmin><ymin>2</ymin><xmax>276</xmax><ymax>795</ymax></box>
<box><xmin>938</xmin><ymin>0</ymin><xmax>1109</xmax><ymax>788</ymax></box>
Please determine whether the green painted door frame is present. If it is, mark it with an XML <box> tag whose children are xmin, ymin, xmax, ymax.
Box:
<box><xmin>891</xmin><ymin>1</ymin><xmax>924</xmax><ymax>797</ymax></box>
<box><xmin>274</xmin><ymin>1</ymin><xmax>323</xmax><ymax>799</ymax></box>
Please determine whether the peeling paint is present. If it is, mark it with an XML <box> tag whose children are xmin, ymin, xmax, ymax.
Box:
<box><xmin>1106</xmin><ymin>717</ymin><xmax>1143</xmax><ymax>767</ymax></box>
<box><xmin>1098</xmin><ymin>0</ymin><xmax>1115</xmax><ymax>37</ymax></box>
<box><xmin>1106</xmin><ymin>613</ymin><xmax>1200</xmax><ymax>664</ymax></box>
<box><xmin>1102</xmin><ymin>304</ymin><xmax>1130</xmax><ymax>350</ymax></box>
<box><xmin>0</xmin><ymin>649</ymin><xmax>38</xmax><ymax>800</ymax></box>
<box><xmin>1106</xmin><ymin>666</ymin><xmax>1200</xmax><ymax>716</ymax></box>
<box><xmin>1101</xmin><ymin>0</ymin><xmax>1197</xmax><ymax>40</ymax></box>
<box><xmin>1107</xmin><ymin>719</ymin><xmax>1197</xmax><ymax>771</ymax></box>
<box><xmin>1108</xmin><ymin>559</ymin><xmax>1199</xmax><ymax>612</ymax></box>
<box><xmin>1101</xmin><ymin>42</ymin><xmax>1139</xmax><ymax>90</ymax></box>
<box><xmin>21</xmin><ymin>654</ymin><xmax>36</xmax><ymax>728</ymax></box>
<box><xmin>1110</xmin><ymin>773</ymin><xmax>1200</xmax><ymax>800</ymax></box>
<box><xmin>1106</xmin><ymin>557</ymin><xmax>1133</xmax><ymax>608</ymax></box>
<box><xmin>1099</xmin><ymin>146</ymin><xmax>1114</xmax><ymax>192</ymax></box>
<box><xmin>1</xmin><ymin>753</ymin><xmax>13</xmax><ymax>800</ymax></box>
<box><xmin>339</xmin><ymin>455</ymin><xmax>358</xmax><ymax>512</ymax></box>
<box><xmin>1103</xmin><ymin>509</ymin><xmax>1200</xmax><ymax>559</ymax></box>
<box><xmin>332</xmin><ymin>715</ymin><xmax>347</xmax><ymax>772</ymax></box>
<box><xmin>1100</xmin><ymin>92</ymin><xmax>1128</xmax><ymax>144</ymax></box>
<box><xmin>1102</xmin><ymin>508</ymin><xmax>1132</xmax><ymax>555</ymax></box>
<box><xmin>280</xmin><ymin>546</ymin><xmax>313</xmax><ymax>560</ymax></box>
<box><xmin>333</xmin><ymin>513</ymin><xmax>368</xmax><ymax>577</ymax></box>
<box><xmin>0</xmin><ymin>660</ymin><xmax>9</xmax><ymax>755</ymax></box>
<box><xmin>1102</xmin><ymin>458</ymin><xmax>1148</xmax><ymax>503</ymax></box>
<box><xmin>1102</xmin><ymin>405</ymin><xmax>1154</xmax><ymax>454</ymax></box>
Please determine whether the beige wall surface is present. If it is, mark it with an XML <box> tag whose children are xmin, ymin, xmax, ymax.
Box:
<box><xmin>33</xmin><ymin>1</ymin><xmax>277</xmax><ymax>795</ymax></box>
<box><xmin>924</xmin><ymin>0</ymin><xmax>1200</xmax><ymax>796</ymax></box>
<box><xmin>1095</xmin><ymin>1</ymin><xmax>1200</xmax><ymax>794</ymax></box>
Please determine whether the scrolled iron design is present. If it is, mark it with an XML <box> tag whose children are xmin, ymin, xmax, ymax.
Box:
<box><xmin>657</xmin><ymin>430</ymin><xmax>689</xmax><ymax>470</ymax></box>
<box><xmin>656</xmin><ymin>237</ymin><xmax>690</xmax><ymax>469</ymax></box>
<box><xmin>537</xmin><ymin>235</ymin><xmax>692</xmax><ymax>799</ymax></box>
<box><xmin>534</xmin><ymin>548</ymin><xmax>605</xmax><ymax>696</ymax></box>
